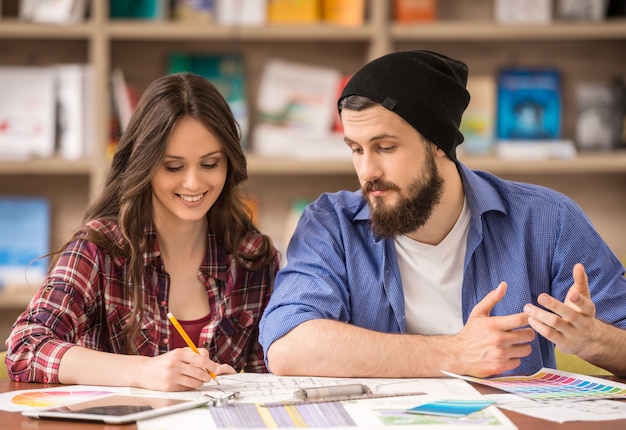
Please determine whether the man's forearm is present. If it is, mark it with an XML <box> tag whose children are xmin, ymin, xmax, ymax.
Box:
<box><xmin>266</xmin><ymin>319</ymin><xmax>456</xmax><ymax>377</ymax></box>
<box><xmin>581</xmin><ymin>322</ymin><xmax>626</xmax><ymax>376</ymax></box>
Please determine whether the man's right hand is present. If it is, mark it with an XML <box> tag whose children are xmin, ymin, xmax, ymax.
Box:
<box><xmin>452</xmin><ymin>282</ymin><xmax>535</xmax><ymax>377</ymax></box>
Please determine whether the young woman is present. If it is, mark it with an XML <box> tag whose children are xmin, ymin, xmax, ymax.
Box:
<box><xmin>6</xmin><ymin>73</ymin><xmax>279</xmax><ymax>391</ymax></box>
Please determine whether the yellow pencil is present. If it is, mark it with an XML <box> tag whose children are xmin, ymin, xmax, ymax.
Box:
<box><xmin>167</xmin><ymin>312</ymin><xmax>220</xmax><ymax>385</ymax></box>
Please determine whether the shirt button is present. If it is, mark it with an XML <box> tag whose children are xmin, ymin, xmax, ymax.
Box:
<box><xmin>163</xmin><ymin>338</ymin><xmax>169</xmax><ymax>344</ymax></box>
<box><xmin>160</xmin><ymin>300</ymin><xmax>167</xmax><ymax>307</ymax></box>
<box><xmin>43</xmin><ymin>377</ymin><xmax>48</xmax><ymax>383</ymax></box>
<box><xmin>203</xmin><ymin>342</ymin><xmax>209</xmax><ymax>348</ymax></box>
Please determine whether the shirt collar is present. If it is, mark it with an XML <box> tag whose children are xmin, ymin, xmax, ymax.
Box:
<box><xmin>456</xmin><ymin>162</ymin><xmax>507</xmax><ymax>219</ymax></box>
<box><xmin>351</xmin><ymin>161</ymin><xmax>507</xmax><ymax>224</ymax></box>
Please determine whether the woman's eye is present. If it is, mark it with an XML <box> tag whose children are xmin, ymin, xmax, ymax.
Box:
<box><xmin>165</xmin><ymin>166</ymin><xmax>182</xmax><ymax>172</ymax></box>
<box><xmin>201</xmin><ymin>162</ymin><xmax>218</xmax><ymax>169</ymax></box>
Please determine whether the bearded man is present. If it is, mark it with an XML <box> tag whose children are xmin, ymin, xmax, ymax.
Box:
<box><xmin>259</xmin><ymin>50</ymin><xmax>626</xmax><ymax>378</ymax></box>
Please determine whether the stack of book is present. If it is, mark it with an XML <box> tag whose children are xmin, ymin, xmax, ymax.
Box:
<box><xmin>0</xmin><ymin>65</ymin><xmax>95</xmax><ymax>161</ymax></box>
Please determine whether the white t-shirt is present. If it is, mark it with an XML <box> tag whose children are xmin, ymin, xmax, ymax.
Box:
<box><xmin>394</xmin><ymin>199</ymin><xmax>470</xmax><ymax>335</ymax></box>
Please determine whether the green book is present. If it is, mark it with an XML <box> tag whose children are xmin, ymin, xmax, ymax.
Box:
<box><xmin>168</xmin><ymin>53</ymin><xmax>249</xmax><ymax>148</ymax></box>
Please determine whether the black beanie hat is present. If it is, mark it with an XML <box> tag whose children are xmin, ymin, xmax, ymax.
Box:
<box><xmin>338</xmin><ymin>50</ymin><xmax>470</xmax><ymax>161</ymax></box>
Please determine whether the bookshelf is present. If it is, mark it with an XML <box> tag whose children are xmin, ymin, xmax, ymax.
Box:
<box><xmin>1</xmin><ymin>0</ymin><xmax>625</xmax><ymax>339</ymax></box>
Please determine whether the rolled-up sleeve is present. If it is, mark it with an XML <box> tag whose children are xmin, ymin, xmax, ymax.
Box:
<box><xmin>5</xmin><ymin>239</ymin><xmax>102</xmax><ymax>383</ymax></box>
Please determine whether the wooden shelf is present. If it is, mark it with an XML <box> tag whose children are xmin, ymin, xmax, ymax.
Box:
<box><xmin>0</xmin><ymin>20</ymin><xmax>94</xmax><ymax>39</ymax></box>
<box><xmin>461</xmin><ymin>152</ymin><xmax>626</xmax><ymax>175</ymax></box>
<box><xmin>247</xmin><ymin>154</ymin><xmax>355</xmax><ymax>175</ymax></box>
<box><xmin>391</xmin><ymin>19</ymin><xmax>626</xmax><ymax>41</ymax></box>
<box><xmin>246</xmin><ymin>152</ymin><xmax>626</xmax><ymax>176</ymax></box>
<box><xmin>107</xmin><ymin>21</ymin><xmax>376</xmax><ymax>41</ymax></box>
<box><xmin>0</xmin><ymin>158</ymin><xmax>95</xmax><ymax>175</ymax></box>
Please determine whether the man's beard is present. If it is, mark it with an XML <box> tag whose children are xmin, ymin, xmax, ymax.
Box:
<box><xmin>363</xmin><ymin>155</ymin><xmax>444</xmax><ymax>239</ymax></box>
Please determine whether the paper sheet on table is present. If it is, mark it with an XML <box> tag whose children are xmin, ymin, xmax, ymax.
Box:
<box><xmin>135</xmin><ymin>373</ymin><xmax>518</xmax><ymax>430</ymax></box>
<box><xmin>484</xmin><ymin>393</ymin><xmax>626</xmax><ymax>423</ymax></box>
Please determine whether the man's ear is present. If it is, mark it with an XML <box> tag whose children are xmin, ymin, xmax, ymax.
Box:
<box><xmin>432</xmin><ymin>142</ymin><xmax>446</xmax><ymax>158</ymax></box>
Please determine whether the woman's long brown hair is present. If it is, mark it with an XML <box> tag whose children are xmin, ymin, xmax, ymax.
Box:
<box><xmin>52</xmin><ymin>73</ymin><xmax>274</xmax><ymax>352</ymax></box>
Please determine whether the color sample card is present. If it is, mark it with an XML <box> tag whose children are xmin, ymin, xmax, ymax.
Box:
<box><xmin>442</xmin><ymin>368</ymin><xmax>626</xmax><ymax>402</ymax></box>
<box><xmin>407</xmin><ymin>400</ymin><xmax>495</xmax><ymax>417</ymax></box>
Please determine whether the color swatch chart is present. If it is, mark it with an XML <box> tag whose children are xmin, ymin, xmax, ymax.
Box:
<box><xmin>210</xmin><ymin>402</ymin><xmax>355</xmax><ymax>428</ymax></box>
<box><xmin>443</xmin><ymin>368</ymin><xmax>626</xmax><ymax>403</ymax></box>
<box><xmin>11</xmin><ymin>390</ymin><xmax>114</xmax><ymax>408</ymax></box>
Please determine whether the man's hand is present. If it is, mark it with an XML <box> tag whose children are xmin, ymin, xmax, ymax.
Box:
<box><xmin>524</xmin><ymin>263</ymin><xmax>599</xmax><ymax>357</ymax></box>
<box><xmin>453</xmin><ymin>282</ymin><xmax>535</xmax><ymax>377</ymax></box>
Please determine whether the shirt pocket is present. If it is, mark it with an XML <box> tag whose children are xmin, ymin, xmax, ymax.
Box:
<box><xmin>105</xmin><ymin>305</ymin><xmax>156</xmax><ymax>355</ymax></box>
<box><xmin>210</xmin><ymin>309</ymin><xmax>256</xmax><ymax>371</ymax></box>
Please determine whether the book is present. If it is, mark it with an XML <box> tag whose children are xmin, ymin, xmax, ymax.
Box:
<box><xmin>497</xmin><ymin>67</ymin><xmax>562</xmax><ymax>141</ymax></box>
<box><xmin>607</xmin><ymin>0</ymin><xmax>626</xmax><ymax>18</ymax></box>
<box><xmin>0</xmin><ymin>66</ymin><xmax>56</xmax><ymax>160</ymax></box>
<box><xmin>393</xmin><ymin>0</ymin><xmax>437</xmax><ymax>23</ymax></box>
<box><xmin>110</xmin><ymin>68</ymin><xmax>138</xmax><ymax>134</ymax></box>
<box><xmin>323</xmin><ymin>0</ymin><xmax>364</xmax><ymax>26</ymax></box>
<box><xmin>0</xmin><ymin>197</ymin><xmax>50</xmax><ymax>290</ymax></box>
<box><xmin>494</xmin><ymin>0</ymin><xmax>552</xmax><ymax>24</ymax></box>
<box><xmin>172</xmin><ymin>0</ymin><xmax>215</xmax><ymax>23</ymax></box>
<box><xmin>253</xmin><ymin>58</ymin><xmax>344</xmax><ymax>159</ymax></box>
<box><xmin>556</xmin><ymin>0</ymin><xmax>609</xmax><ymax>21</ymax></box>
<box><xmin>19</xmin><ymin>0</ymin><xmax>87</xmax><ymax>24</ymax></box>
<box><xmin>459</xmin><ymin>74</ymin><xmax>496</xmax><ymax>156</ymax></box>
<box><xmin>216</xmin><ymin>0</ymin><xmax>266</xmax><ymax>26</ymax></box>
<box><xmin>267</xmin><ymin>0</ymin><xmax>320</xmax><ymax>24</ymax></box>
<box><xmin>574</xmin><ymin>81</ymin><xmax>624</xmax><ymax>151</ymax></box>
<box><xmin>255</xmin><ymin>58</ymin><xmax>341</xmax><ymax>133</ymax></box>
<box><xmin>496</xmin><ymin>67</ymin><xmax>575</xmax><ymax>159</ymax></box>
<box><xmin>55</xmin><ymin>64</ymin><xmax>96</xmax><ymax>160</ymax></box>
<box><xmin>109</xmin><ymin>0</ymin><xmax>170</xmax><ymax>19</ymax></box>
<box><xmin>253</xmin><ymin>123</ymin><xmax>347</xmax><ymax>160</ymax></box>
<box><xmin>168</xmin><ymin>53</ymin><xmax>249</xmax><ymax>148</ymax></box>
<box><xmin>332</xmin><ymin>74</ymin><xmax>351</xmax><ymax>133</ymax></box>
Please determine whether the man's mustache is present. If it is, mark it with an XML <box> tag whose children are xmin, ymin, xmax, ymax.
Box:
<box><xmin>362</xmin><ymin>180</ymin><xmax>400</xmax><ymax>194</ymax></box>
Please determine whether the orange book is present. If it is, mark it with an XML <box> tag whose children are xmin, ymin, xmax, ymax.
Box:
<box><xmin>267</xmin><ymin>0</ymin><xmax>321</xmax><ymax>24</ymax></box>
<box><xmin>393</xmin><ymin>0</ymin><xmax>437</xmax><ymax>23</ymax></box>
<box><xmin>243</xmin><ymin>195</ymin><xmax>260</xmax><ymax>223</ymax></box>
<box><xmin>323</xmin><ymin>0</ymin><xmax>364</xmax><ymax>26</ymax></box>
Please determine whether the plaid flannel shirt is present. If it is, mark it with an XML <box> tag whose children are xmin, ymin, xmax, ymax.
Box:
<box><xmin>5</xmin><ymin>219</ymin><xmax>278</xmax><ymax>383</ymax></box>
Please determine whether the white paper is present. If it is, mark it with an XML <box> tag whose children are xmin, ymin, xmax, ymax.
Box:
<box><xmin>135</xmin><ymin>374</ymin><xmax>518</xmax><ymax>430</ymax></box>
<box><xmin>485</xmin><ymin>393</ymin><xmax>626</xmax><ymax>423</ymax></box>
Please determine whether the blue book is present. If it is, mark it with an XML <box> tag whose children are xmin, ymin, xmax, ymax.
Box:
<box><xmin>497</xmin><ymin>67</ymin><xmax>562</xmax><ymax>141</ymax></box>
<box><xmin>0</xmin><ymin>197</ymin><xmax>50</xmax><ymax>289</ymax></box>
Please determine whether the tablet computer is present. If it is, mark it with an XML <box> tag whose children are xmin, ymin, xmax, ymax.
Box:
<box><xmin>22</xmin><ymin>393</ymin><xmax>210</xmax><ymax>424</ymax></box>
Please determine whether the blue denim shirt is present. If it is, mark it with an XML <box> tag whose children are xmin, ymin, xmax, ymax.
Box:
<box><xmin>259</xmin><ymin>163</ymin><xmax>626</xmax><ymax>375</ymax></box>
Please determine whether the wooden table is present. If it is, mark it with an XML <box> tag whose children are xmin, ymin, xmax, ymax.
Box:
<box><xmin>2</xmin><ymin>378</ymin><xmax>626</xmax><ymax>429</ymax></box>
